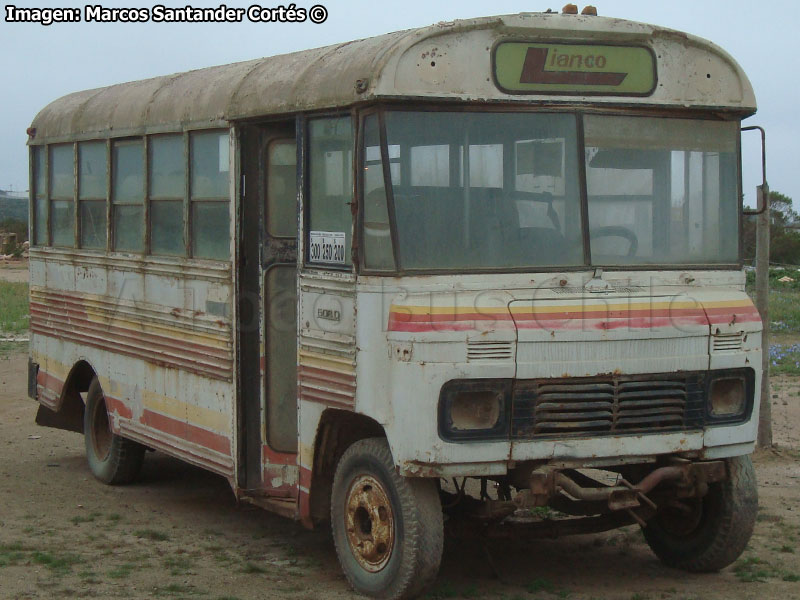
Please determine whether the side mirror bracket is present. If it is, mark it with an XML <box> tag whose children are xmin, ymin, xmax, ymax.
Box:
<box><xmin>742</xmin><ymin>125</ymin><xmax>768</xmax><ymax>215</ymax></box>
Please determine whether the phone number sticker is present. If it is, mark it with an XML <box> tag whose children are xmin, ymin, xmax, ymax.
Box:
<box><xmin>309</xmin><ymin>231</ymin><xmax>346</xmax><ymax>264</ymax></box>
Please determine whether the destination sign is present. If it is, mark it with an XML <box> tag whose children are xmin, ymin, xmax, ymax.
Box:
<box><xmin>493</xmin><ymin>42</ymin><xmax>656</xmax><ymax>95</ymax></box>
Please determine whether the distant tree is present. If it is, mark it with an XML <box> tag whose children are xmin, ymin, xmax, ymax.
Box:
<box><xmin>742</xmin><ymin>191</ymin><xmax>800</xmax><ymax>265</ymax></box>
<box><xmin>0</xmin><ymin>218</ymin><xmax>27</xmax><ymax>243</ymax></box>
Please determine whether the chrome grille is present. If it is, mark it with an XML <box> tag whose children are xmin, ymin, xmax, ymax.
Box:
<box><xmin>512</xmin><ymin>374</ymin><xmax>705</xmax><ymax>438</ymax></box>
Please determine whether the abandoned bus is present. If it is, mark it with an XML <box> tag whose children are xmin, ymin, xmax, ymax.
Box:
<box><xmin>28</xmin><ymin>8</ymin><xmax>761</xmax><ymax>599</ymax></box>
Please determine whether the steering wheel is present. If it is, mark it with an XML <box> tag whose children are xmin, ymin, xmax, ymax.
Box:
<box><xmin>590</xmin><ymin>226</ymin><xmax>639</xmax><ymax>257</ymax></box>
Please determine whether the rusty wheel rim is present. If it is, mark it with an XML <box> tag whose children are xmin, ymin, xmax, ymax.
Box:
<box><xmin>91</xmin><ymin>397</ymin><xmax>112</xmax><ymax>461</ymax></box>
<box><xmin>344</xmin><ymin>474</ymin><xmax>395</xmax><ymax>573</ymax></box>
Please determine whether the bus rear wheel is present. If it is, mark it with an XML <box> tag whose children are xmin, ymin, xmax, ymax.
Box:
<box><xmin>643</xmin><ymin>455</ymin><xmax>757</xmax><ymax>572</ymax></box>
<box><xmin>331</xmin><ymin>437</ymin><xmax>443</xmax><ymax>599</ymax></box>
<box><xmin>84</xmin><ymin>377</ymin><xmax>145</xmax><ymax>485</ymax></box>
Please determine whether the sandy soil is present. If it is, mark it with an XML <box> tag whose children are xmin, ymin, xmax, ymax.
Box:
<box><xmin>2</xmin><ymin>349</ymin><xmax>800</xmax><ymax>600</ymax></box>
<box><xmin>2</xmin><ymin>259</ymin><xmax>800</xmax><ymax>599</ymax></box>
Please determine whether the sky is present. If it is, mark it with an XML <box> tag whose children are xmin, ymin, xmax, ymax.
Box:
<box><xmin>1</xmin><ymin>0</ymin><xmax>797</xmax><ymax>207</ymax></box>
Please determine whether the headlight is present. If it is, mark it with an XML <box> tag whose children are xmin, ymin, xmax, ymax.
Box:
<box><xmin>438</xmin><ymin>380</ymin><xmax>511</xmax><ymax>441</ymax></box>
<box><xmin>450</xmin><ymin>391</ymin><xmax>502</xmax><ymax>431</ymax></box>
<box><xmin>709</xmin><ymin>376</ymin><xmax>746</xmax><ymax>417</ymax></box>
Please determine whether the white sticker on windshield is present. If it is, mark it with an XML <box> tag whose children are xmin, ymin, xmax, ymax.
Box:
<box><xmin>309</xmin><ymin>231</ymin><xmax>346</xmax><ymax>264</ymax></box>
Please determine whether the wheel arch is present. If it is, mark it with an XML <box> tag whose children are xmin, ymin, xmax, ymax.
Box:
<box><xmin>34</xmin><ymin>359</ymin><xmax>98</xmax><ymax>434</ymax></box>
<box><xmin>307</xmin><ymin>408</ymin><xmax>386</xmax><ymax>526</ymax></box>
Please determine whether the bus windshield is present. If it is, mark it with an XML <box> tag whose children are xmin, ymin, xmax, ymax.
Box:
<box><xmin>361</xmin><ymin>111</ymin><xmax>740</xmax><ymax>272</ymax></box>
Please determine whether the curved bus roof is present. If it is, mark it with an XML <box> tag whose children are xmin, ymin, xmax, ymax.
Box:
<box><xmin>30</xmin><ymin>12</ymin><xmax>756</xmax><ymax>144</ymax></box>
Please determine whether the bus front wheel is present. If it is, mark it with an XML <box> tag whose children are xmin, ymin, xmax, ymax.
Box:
<box><xmin>331</xmin><ymin>437</ymin><xmax>443</xmax><ymax>599</ymax></box>
<box><xmin>643</xmin><ymin>455</ymin><xmax>758</xmax><ymax>571</ymax></box>
<box><xmin>84</xmin><ymin>377</ymin><xmax>145</xmax><ymax>485</ymax></box>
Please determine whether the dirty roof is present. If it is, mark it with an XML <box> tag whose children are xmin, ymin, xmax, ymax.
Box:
<box><xmin>30</xmin><ymin>13</ymin><xmax>756</xmax><ymax>143</ymax></box>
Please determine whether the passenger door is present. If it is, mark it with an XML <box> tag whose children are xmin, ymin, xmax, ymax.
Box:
<box><xmin>238</xmin><ymin>123</ymin><xmax>298</xmax><ymax>496</ymax></box>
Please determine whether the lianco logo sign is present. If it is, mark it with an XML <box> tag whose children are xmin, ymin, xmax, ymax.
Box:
<box><xmin>493</xmin><ymin>42</ymin><xmax>656</xmax><ymax>96</ymax></box>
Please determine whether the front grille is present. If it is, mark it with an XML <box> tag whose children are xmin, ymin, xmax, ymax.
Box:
<box><xmin>511</xmin><ymin>373</ymin><xmax>706</xmax><ymax>438</ymax></box>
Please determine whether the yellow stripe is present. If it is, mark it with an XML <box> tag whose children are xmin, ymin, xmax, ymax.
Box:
<box><xmin>83</xmin><ymin>310</ymin><xmax>229</xmax><ymax>349</ymax></box>
<box><xmin>298</xmin><ymin>350</ymin><xmax>355</xmax><ymax>374</ymax></box>
<box><xmin>143</xmin><ymin>390</ymin><xmax>230</xmax><ymax>434</ymax></box>
<box><xmin>31</xmin><ymin>352</ymin><xmax>71</xmax><ymax>380</ymax></box>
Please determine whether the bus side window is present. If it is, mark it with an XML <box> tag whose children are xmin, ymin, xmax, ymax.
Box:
<box><xmin>32</xmin><ymin>146</ymin><xmax>47</xmax><ymax>246</ymax></box>
<box><xmin>112</xmin><ymin>139</ymin><xmax>145</xmax><ymax>253</ymax></box>
<box><xmin>149</xmin><ymin>134</ymin><xmax>186</xmax><ymax>256</ymax></box>
<box><xmin>307</xmin><ymin>116</ymin><xmax>353</xmax><ymax>268</ymax></box>
<box><xmin>361</xmin><ymin>115</ymin><xmax>395</xmax><ymax>271</ymax></box>
<box><xmin>78</xmin><ymin>141</ymin><xmax>108</xmax><ymax>250</ymax></box>
<box><xmin>190</xmin><ymin>131</ymin><xmax>230</xmax><ymax>261</ymax></box>
<box><xmin>49</xmin><ymin>144</ymin><xmax>75</xmax><ymax>248</ymax></box>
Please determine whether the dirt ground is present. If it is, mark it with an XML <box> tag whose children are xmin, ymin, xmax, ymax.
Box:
<box><xmin>0</xmin><ymin>259</ymin><xmax>29</xmax><ymax>283</ymax></box>
<box><xmin>2</xmin><ymin>266</ymin><xmax>800</xmax><ymax>600</ymax></box>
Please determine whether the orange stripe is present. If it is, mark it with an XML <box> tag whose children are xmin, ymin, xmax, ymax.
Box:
<box><xmin>388</xmin><ymin>300</ymin><xmax>760</xmax><ymax>332</ymax></box>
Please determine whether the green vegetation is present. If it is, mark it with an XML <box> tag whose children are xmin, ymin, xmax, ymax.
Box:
<box><xmin>31</xmin><ymin>550</ymin><xmax>84</xmax><ymax>575</ymax></box>
<box><xmin>134</xmin><ymin>528</ymin><xmax>170</xmax><ymax>542</ymax></box>
<box><xmin>733</xmin><ymin>556</ymin><xmax>778</xmax><ymax>582</ymax></box>
<box><xmin>0</xmin><ymin>281</ymin><xmax>29</xmax><ymax>335</ymax></box>
<box><xmin>164</xmin><ymin>555</ymin><xmax>195</xmax><ymax>575</ymax></box>
<box><xmin>0</xmin><ymin>542</ymin><xmax>27</xmax><ymax>567</ymax></box>
<box><xmin>108</xmin><ymin>562</ymin><xmax>137</xmax><ymax>579</ymax></box>
<box><xmin>70</xmin><ymin>512</ymin><xmax>102</xmax><ymax>525</ymax></box>
<box><xmin>239</xmin><ymin>561</ymin><xmax>266</xmax><ymax>574</ymax></box>
<box><xmin>526</xmin><ymin>578</ymin><xmax>556</xmax><ymax>594</ymax></box>
<box><xmin>743</xmin><ymin>191</ymin><xmax>800</xmax><ymax>265</ymax></box>
<box><xmin>744</xmin><ymin>265</ymin><xmax>800</xmax><ymax>375</ymax></box>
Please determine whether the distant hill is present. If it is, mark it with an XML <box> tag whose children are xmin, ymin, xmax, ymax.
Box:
<box><xmin>0</xmin><ymin>196</ymin><xmax>28</xmax><ymax>224</ymax></box>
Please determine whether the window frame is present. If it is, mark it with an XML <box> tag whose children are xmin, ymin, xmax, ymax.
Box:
<box><xmin>77</xmin><ymin>139</ymin><xmax>109</xmax><ymax>251</ymax></box>
<box><xmin>48</xmin><ymin>142</ymin><xmax>76</xmax><ymax>248</ymax></box>
<box><xmin>356</xmin><ymin>104</ymin><xmax>743</xmax><ymax>276</ymax></box>
<box><xmin>148</xmin><ymin>133</ymin><xmax>188</xmax><ymax>257</ymax></box>
<box><xmin>188</xmin><ymin>129</ymin><xmax>232</xmax><ymax>261</ymax></box>
<box><xmin>303</xmin><ymin>111</ymin><xmax>356</xmax><ymax>271</ymax></box>
<box><xmin>110</xmin><ymin>137</ymin><xmax>146</xmax><ymax>253</ymax></box>
<box><xmin>30</xmin><ymin>145</ymin><xmax>48</xmax><ymax>246</ymax></box>
<box><xmin>28</xmin><ymin>127</ymin><xmax>232</xmax><ymax>263</ymax></box>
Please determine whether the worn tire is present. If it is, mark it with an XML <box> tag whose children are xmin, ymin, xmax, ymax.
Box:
<box><xmin>84</xmin><ymin>377</ymin><xmax>145</xmax><ymax>485</ymax></box>
<box><xmin>643</xmin><ymin>455</ymin><xmax>758</xmax><ymax>572</ymax></box>
<box><xmin>331</xmin><ymin>437</ymin><xmax>443</xmax><ymax>600</ymax></box>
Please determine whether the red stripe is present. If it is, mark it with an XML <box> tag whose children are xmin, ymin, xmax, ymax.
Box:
<box><xmin>142</xmin><ymin>409</ymin><xmax>230</xmax><ymax>456</ymax></box>
<box><xmin>298</xmin><ymin>489</ymin><xmax>312</xmax><ymax>529</ymax></box>
<box><xmin>390</xmin><ymin>306</ymin><xmax>723</xmax><ymax>324</ymax></box>
<box><xmin>105</xmin><ymin>395</ymin><xmax>133</xmax><ymax>420</ymax></box>
<box><xmin>31</xmin><ymin>324</ymin><xmax>231</xmax><ymax>380</ymax></box>
<box><xmin>262</xmin><ymin>444</ymin><xmax>297</xmax><ymax>466</ymax></box>
<box><xmin>388</xmin><ymin>302</ymin><xmax>761</xmax><ymax>332</ymax></box>
<box><xmin>30</xmin><ymin>302</ymin><xmax>231</xmax><ymax>360</ymax></box>
<box><xmin>37</xmin><ymin>370</ymin><xmax>63</xmax><ymax>395</ymax></box>
<box><xmin>298</xmin><ymin>384</ymin><xmax>354</xmax><ymax>403</ymax></box>
<box><xmin>298</xmin><ymin>369</ymin><xmax>356</xmax><ymax>395</ymax></box>
<box><xmin>298</xmin><ymin>364</ymin><xmax>355</xmax><ymax>385</ymax></box>
<box><xmin>706</xmin><ymin>314</ymin><xmax>761</xmax><ymax>325</ymax></box>
<box><xmin>299</xmin><ymin>392</ymin><xmax>354</xmax><ymax>411</ymax></box>
<box><xmin>299</xmin><ymin>466</ymin><xmax>312</xmax><ymax>489</ymax></box>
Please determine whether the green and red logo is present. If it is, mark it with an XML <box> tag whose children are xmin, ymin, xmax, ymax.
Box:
<box><xmin>493</xmin><ymin>42</ymin><xmax>656</xmax><ymax>95</ymax></box>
